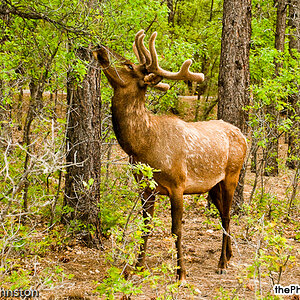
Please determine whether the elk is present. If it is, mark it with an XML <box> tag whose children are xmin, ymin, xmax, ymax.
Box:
<box><xmin>93</xmin><ymin>30</ymin><xmax>247</xmax><ymax>282</ymax></box>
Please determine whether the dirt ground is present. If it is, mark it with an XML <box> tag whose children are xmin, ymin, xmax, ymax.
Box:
<box><xmin>35</xmin><ymin>170</ymin><xmax>299</xmax><ymax>300</ymax></box>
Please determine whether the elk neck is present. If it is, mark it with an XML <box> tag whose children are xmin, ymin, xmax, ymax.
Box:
<box><xmin>111</xmin><ymin>86</ymin><xmax>154</xmax><ymax>157</ymax></box>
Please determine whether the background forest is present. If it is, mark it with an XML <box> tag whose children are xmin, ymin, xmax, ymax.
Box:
<box><xmin>0</xmin><ymin>0</ymin><xmax>299</xmax><ymax>299</ymax></box>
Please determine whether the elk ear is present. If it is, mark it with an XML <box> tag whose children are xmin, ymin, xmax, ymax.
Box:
<box><xmin>144</xmin><ymin>73</ymin><xmax>163</xmax><ymax>86</ymax></box>
<box><xmin>142</xmin><ymin>74</ymin><xmax>170</xmax><ymax>91</ymax></box>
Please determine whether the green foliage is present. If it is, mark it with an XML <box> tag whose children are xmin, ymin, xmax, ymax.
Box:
<box><xmin>248</xmin><ymin>44</ymin><xmax>300</xmax><ymax>174</ymax></box>
<box><xmin>243</xmin><ymin>221</ymin><xmax>295</xmax><ymax>297</ymax></box>
<box><xmin>249</xmin><ymin>0</ymin><xmax>300</xmax><ymax>174</ymax></box>
<box><xmin>0</xmin><ymin>0</ymin><xmax>103</xmax><ymax>100</ymax></box>
<box><xmin>95</xmin><ymin>266</ymin><xmax>142</xmax><ymax>299</ymax></box>
<box><xmin>295</xmin><ymin>224</ymin><xmax>300</xmax><ymax>241</ymax></box>
<box><xmin>215</xmin><ymin>286</ymin><xmax>239</xmax><ymax>300</ymax></box>
<box><xmin>203</xmin><ymin>204</ymin><xmax>222</xmax><ymax>230</ymax></box>
<box><xmin>0</xmin><ymin>236</ymin><xmax>74</xmax><ymax>290</ymax></box>
<box><xmin>2</xmin><ymin>269</ymin><xmax>31</xmax><ymax>290</ymax></box>
<box><xmin>251</xmin><ymin>0</ymin><xmax>277</xmax><ymax>55</ymax></box>
<box><xmin>100</xmin><ymin>0</ymin><xmax>168</xmax><ymax>49</ymax></box>
<box><xmin>132</xmin><ymin>162</ymin><xmax>160</xmax><ymax>190</ymax></box>
<box><xmin>82</xmin><ymin>178</ymin><xmax>95</xmax><ymax>190</ymax></box>
<box><xmin>236</xmin><ymin>190</ymin><xmax>297</xmax><ymax>298</ymax></box>
<box><xmin>147</xmin><ymin>87</ymin><xmax>178</xmax><ymax>113</ymax></box>
<box><xmin>100</xmin><ymin>164</ymin><xmax>138</xmax><ymax>233</ymax></box>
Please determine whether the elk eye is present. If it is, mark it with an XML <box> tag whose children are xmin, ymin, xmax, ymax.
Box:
<box><xmin>126</xmin><ymin>64</ymin><xmax>133</xmax><ymax>70</ymax></box>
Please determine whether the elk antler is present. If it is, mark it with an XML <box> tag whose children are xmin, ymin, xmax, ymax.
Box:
<box><xmin>134</xmin><ymin>30</ymin><xmax>169</xmax><ymax>91</ymax></box>
<box><xmin>133</xmin><ymin>30</ymin><xmax>204</xmax><ymax>83</ymax></box>
<box><xmin>133</xmin><ymin>30</ymin><xmax>149</xmax><ymax>65</ymax></box>
<box><xmin>148</xmin><ymin>32</ymin><xmax>204</xmax><ymax>82</ymax></box>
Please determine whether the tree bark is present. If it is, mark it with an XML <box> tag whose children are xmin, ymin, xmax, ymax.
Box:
<box><xmin>64</xmin><ymin>47</ymin><xmax>102</xmax><ymax>247</ymax></box>
<box><xmin>275</xmin><ymin>0</ymin><xmax>288</xmax><ymax>74</ymax></box>
<box><xmin>218</xmin><ymin>0</ymin><xmax>252</xmax><ymax>211</ymax></box>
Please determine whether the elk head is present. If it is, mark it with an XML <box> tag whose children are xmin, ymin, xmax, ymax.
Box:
<box><xmin>93</xmin><ymin>30</ymin><xmax>204</xmax><ymax>92</ymax></box>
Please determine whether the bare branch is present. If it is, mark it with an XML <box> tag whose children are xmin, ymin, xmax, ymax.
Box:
<box><xmin>0</xmin><ymin>0</ymin><xmax>90</xmax><ymax>36</ymax></box>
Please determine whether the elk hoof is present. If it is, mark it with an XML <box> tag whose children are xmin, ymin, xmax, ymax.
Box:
<box><xmin>217</xmin><ymin>268</ymin><xmax>227</xmax><ymax>275</ymax></box>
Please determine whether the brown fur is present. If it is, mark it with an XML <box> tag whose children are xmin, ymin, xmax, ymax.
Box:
<box><xmin>93</xmin><ymin>35</ymin><xmax>247</xmax><ymax>280</ymax></box>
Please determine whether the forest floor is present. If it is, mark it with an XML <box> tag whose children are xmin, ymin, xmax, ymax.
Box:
<box><xmin>32</xmin><ymin>170</ymin><xmax>299</xmax><ymax>300</ymax></box>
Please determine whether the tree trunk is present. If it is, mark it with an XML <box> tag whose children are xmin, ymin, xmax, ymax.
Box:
<box><xmin>286</xmin><ymin>0</ymin><xmax>300</xmax><ymax>169</ymax></box>
<box><xmin>64</xmin><ymin>47</ymin><xmax>102</xmax><ymax>247</ymax></box>
<box><xmin>275</xmin><ymin>0</ymin><xmax>288</xmax><ymax>74</ymax></box>
<box><xmin>218</xmin><ymin>0</ymin><xmax>251</xmax><ymax>211</ymax></box>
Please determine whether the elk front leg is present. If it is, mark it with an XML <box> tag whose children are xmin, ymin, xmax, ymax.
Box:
<box><xmin>136</xmin><ymin>189</ymin><xmax>156</xmax><ymax>269</ymax></box>
<box><xmin>170</xmin><ymin>188</ymin><xmax>186</xmax><ymax>282</ymax></box>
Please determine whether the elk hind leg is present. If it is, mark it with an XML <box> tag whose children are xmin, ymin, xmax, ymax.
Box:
<box><xmin>222</xmin><ymin>172</ymin><xmax>242</xmax><ymax>263</ymax></box>
<box><xmin>208</xmin><ymin>181</ymin><xmax>233</xmax><ymax>274</ymax></box>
